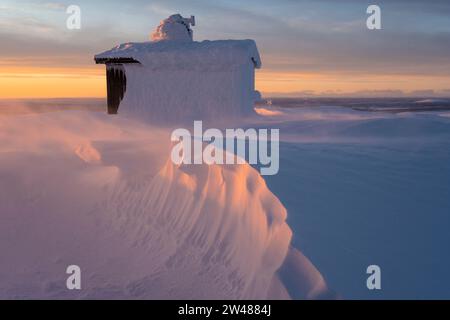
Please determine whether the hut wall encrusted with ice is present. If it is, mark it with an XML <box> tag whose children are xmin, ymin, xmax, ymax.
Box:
<box><xmin>95</xmin><ymin>14</ymin><xmax>262</xmax><ymax>123</ymax></box>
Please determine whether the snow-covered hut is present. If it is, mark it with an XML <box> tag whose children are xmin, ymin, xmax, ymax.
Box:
<box><xmin>94</xmin><ymin>14</ymin><xmax>262</xmax><ymax>123</ymax></box>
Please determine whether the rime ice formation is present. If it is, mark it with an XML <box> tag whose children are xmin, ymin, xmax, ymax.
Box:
<box><xmin>95</xmin><ymin>15</ymin><xmax>261</xmax><ymax>124</ymax></box>
<box><xmin>0</xmin><ymin>111</ymin><xmax>330</xmax><ymax>299</ymax></box>
<box><xmin>151</xmin><ymin>14</ymin><xmax>196</xmax><ymax>42</ymax></box>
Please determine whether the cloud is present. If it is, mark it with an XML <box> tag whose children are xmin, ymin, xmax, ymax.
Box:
<box><xmin>1</xmin><ymin>0</ymin><xmax>450</xmax><ymax>94</ymax></box>
<box><xmin>146</xmin><ymin>3</ymin><xmax>175</xmax><ymax>17</ymax></box>
<box><xmin>42</xmin><ymin>2</ymin><xmax>66</xmax><ymax>10</ymax></box>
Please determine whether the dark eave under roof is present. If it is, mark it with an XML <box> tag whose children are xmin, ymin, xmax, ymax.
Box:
<box><xmin>95</xmin><ymin>57</ymin><xmax>141</xmax><ymax>65</ymax></box>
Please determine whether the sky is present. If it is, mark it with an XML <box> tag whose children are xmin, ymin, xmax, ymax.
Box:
<box><xmin>1</xmin><ymin>0</ymin><xmax>450</xmax><ymax>98</ymax></box>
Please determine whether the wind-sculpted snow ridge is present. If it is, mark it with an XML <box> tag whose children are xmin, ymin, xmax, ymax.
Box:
<box><xmin>0</xmin><ymin>111</ymin><xmax>329</xmax><ymax>299</ymax></box>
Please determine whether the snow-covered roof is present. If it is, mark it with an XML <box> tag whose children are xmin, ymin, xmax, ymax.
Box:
<box><xmin>95</xmin><ymin>40</ymin><xmax>262</xmax><ymax>70</ymax></box>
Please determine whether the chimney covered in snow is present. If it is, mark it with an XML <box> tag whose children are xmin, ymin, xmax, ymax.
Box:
<box><xmin>151</xmin><ymin>14</ymin><xmax>196</xmax><ymax>42</ymax></box>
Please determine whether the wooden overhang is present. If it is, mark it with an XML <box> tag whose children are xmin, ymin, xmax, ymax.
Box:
<box><xmin>95</xmin><ymin>57</ymin><xmax>140</xmax><ymax>114</ymax></box>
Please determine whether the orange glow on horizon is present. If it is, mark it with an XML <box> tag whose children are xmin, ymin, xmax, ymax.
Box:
<box><xmin>1</xmin><ymin>66</ymin><xmax>450</xmax><ymax>98</ymax></box>
<box><xmin>256</xmin><ymin>70</ymin><xmax>450</xmax><ymax>96</ymax></box>
<box><xmin>0</xmin><ymin>66</ymin><xmax>106</xmax><ymax>99</ymax></box>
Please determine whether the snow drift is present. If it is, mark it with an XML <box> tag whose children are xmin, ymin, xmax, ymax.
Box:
<box><xmin>0</xmin><ymin>110</ymin><xmax>328</xmax><ymax>299</ymax></box>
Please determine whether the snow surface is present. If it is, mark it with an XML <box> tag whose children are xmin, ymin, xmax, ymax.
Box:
<box><xmin>247</xmin><ymin>105</ymin><xmax>450</xmax><ymax>299</ymax></box>
<box><xmin>2</xmin><ymin>99</ymin><xmax>450</xmax><ymax>299</ymax></box>
<box><xmin>0</xmin><ymin>109</ymin><xmax>329</xmax><ymax>299</ymax></box>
